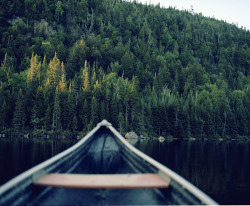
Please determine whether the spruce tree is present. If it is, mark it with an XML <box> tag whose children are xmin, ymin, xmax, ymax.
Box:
<box><xmin>79</xmin><ymin>99</ymin><xmax>90</xmax><ymax>132</ymax></box>
<box><xmin>129</xmin><ymin>76</ymin><xmax>140</xmax><ymax>131</ymax></box>
<box><xmin>45</xmin><ymin>104</ymin><xmax>53</xmax><ymax>131</ymax></box>
<box><xmin>110</xmin><ymin>93</ymin><xmax>118</xmax><ymax>128</ymax></box>
<box><xmin>0</xmin><ymin>100</ymin><xmax>7</xmax><ymax>129</ymax></box>
<box><xmin>100</xmin><ymin>101</ymin><xmax>106</xmax><ymax>121</ymax></box>
<box><xmin>67</xmin><ymin>83</ymin><xmax>76</xmax><ymax>131</ymax></box>
<box><xmin>91</xmin><ymin>96</ymin><xmax>99</xmax><ymax>126</ymax></box>
<box><xmin>118</xmin><ymin>112</ymin><xmax>125</xmax><ymax>134</ymax></box>
<box><xmin>72</xmin><ymin>115</ymin><xmax>78</xmax><ymax>132</ymax></box>
<box><xmin>52</xmin><ymin>91</ymin><xmax>62</xmax><ymax>132</ymax></box>
<box><xmin>13</xmin><ymin>89</ymin><xmax>26</xmax><ymax>132</ymax></box>
<box><xmin>32</xmin><ymin>86</ymin><xmax>45</xmax><ymax>129</ymax></box>
<box><xmin>47</xmin><ymin>53</ymin><xmax>61</xmax><ymax>89</ymax></box>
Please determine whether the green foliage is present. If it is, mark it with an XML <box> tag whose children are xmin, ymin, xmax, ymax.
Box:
<box><xmin>0</xmin><ymin>0</ymin><xmax>250</xmax><ymax>138</ymax></box>
<box><xmin>12</xmin><ymin>89</ymin><xmax>26</xmax><ymax>131</ymax></box>
<box><xmin>47</xmin><ymin>53</ymin><xmax>61</xmax><ymax>88</ymax></box>
<box><xmin>0</xmin><ymin>100</ymin><xmax>8</xmax><ymax>129</ymax></box>
<box><xmin>32</xmin><ymin>86</ymin><xmax>46</xmax><ymax>129</ymax></box>
<box><xmin>52</xmin><ymin>92</ymin><xmax>62</xmax><ymax>132</ymax></box>
<box><xmin>55</xmin><ymin>1</ymin><xmax>64</xmax><ymax>22</ymax></box>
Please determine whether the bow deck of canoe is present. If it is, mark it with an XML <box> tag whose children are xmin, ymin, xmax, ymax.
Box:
<box><xmin>0</xmin><ymin>120</ymin><xmax>218</xmax><ymax>205</ymax></box>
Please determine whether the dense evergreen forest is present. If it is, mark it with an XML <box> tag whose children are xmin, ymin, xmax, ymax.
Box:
<box><xmin>0</xmin><ymin>0</ymin><xmax>249</xmax><ymax>138</ymax></box>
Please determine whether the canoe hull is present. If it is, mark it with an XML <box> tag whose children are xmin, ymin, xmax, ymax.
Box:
<box><xmin>0</xmin><ymin>120</ymin><xmax>218</xmax><ymax>205</ymax></box>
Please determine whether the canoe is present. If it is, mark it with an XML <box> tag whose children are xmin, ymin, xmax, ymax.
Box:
<box><xmin>0</xmin><ymin>120</ymin><xmax>218</xmax><ymax>205</ymax></box>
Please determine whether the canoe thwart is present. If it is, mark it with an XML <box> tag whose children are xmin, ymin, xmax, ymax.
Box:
<box><xmin>33</xmin><ymin>173</ymin><xmax>170</xmax><ymax>189</ymax></box>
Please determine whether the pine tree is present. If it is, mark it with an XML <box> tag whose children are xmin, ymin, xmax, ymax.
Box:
<box><xmin>91</xmin><ymin>96</ymin><xmax>99</xmax><ymax>126</ymax></box>
<box><xmin>129</xmin><ymin>76</ymin><xmax>140</xmax><ymax>131</ymax></box>
<box><xmin>66</xmin><ymin>40</ymin><xmax>88</xmax><ymax>78</ymax></box>
<box><xmin>110</xmin><ymin>93</ymin><xmax>118</xmax><ymax>128</ymax></box>
<box><xmin>79</xmin><ymin>99</ymin><xmax>90</xmax><ymax>132</ymax></box>
<box><xmin>66</xmin><ymin>83</ymin><xmax>76</xmax><ymax>130</ymax></box>
<box><xmin>47</xmin><ymin>53</ymin><xmax>61</xmax><ymax>89</ymax></box>
<box><xmin>121</xmin><ymin>51</ymin><xmax>136</xmax><ymax>79</ymax></box>
<box><xmin>52</xmin><ymin>91</ymin><xmax>62</xmax><ymax>132</ymax></box>
<box><xmin>105</xmin><ymin>88</ymin><xmax>112</xmax><ymax>122</ymax></box>
<box><xmin>91</xmin><ymin>71</ymin><xmax>96</xmax><ymax>88</ymax></box>
<box><xmin>118</xmin><ymin>112</ymin><xmax>125</xmax><ymax>134</ymax></box>
<box><xmin>32</xmin><ymin>86</ymin><xmax>45</xmax><ymax>129</ymax></box>
<box><xmin>0</xmin><ymin>53</ymin><xmax>12</xmax><ymax>81</ymax></box>
<box><xmin>27</xmin><ymin>54</ymin><xmax>42</xmax><ymax>85</ymax></box>
<box><xmin>158</xmin><ymin>66</ymin><xmax>171</xmax><ymax>91</ymax></box>
<box><xmin>59</xmin><ymin>75</ymin><xmax>68</xmax><ymax>129</ymax></box>
<box><xmin>27</xmin><ymin>53</ymin><xmax>36</xmax><ymax>83</ymax></box>
<box><xmin>45</xmin><ymin>103</ymin><xmax>53</xmax><ymax>131</ymax></box>
<box><xmin>100</xmin><ymin>101</ymin><xmax>106</xmax><ymax>121</ymax></box>
<box><xmin>82</xmin><ymin>60</ymin><xmax>90</xmax><ymax>92</ymax></box>
<box><xmin>41</xmin><ymin>56</ymin><xmax>47</xmax><ymax>79</ymax></box>
<box><xmin>55</xmin><ymin>0</ymin><xmax>64</xmax><ymax>22</ymax></box>
<box><xmin>138</xmin><ymin>98</ymin><xmax>146</xmax><ymax>134</ymax></box>
<box><xmin>58</xmin><ymin>73</ymin><xmax>67</xmax><ymax>93</ymax></box>
<box><xmin>0</xmin><ymin>54</ymin><xmax>8</xmax><ymax>81</ymax></box>
<box><xmin>72</xmin><ymin>115</ymin><xmax>78</xmax><ymax>132</ymax></box>
<box><xmin>13</xmin><ymin>89</ymin><xmax>26</xmax><ymax>131</ymax></box>
<box><xmin>0</xmin><ymin>100</ymin><xmax>7</xmax><ymax>129</ymax></box>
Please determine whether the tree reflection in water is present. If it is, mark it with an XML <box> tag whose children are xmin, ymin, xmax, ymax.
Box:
<box><xmin>0</xmin><ymin>137</ymin><xmax>249</xmax><ymax>204</ymax></box>
<box><xmin>135</xmin><ymin>139</ymin><xmax>250</xmax><ymax>205</ymax></box>
<box><xmin>0</xmin><ymin>138</ymin><xmax>75</xmax><ymax>186</ymax></box>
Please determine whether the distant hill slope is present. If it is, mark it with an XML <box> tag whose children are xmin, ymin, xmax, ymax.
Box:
<box><xmin>0</xmin><ymin>0</ymin><xmax>249</xmax><ymax>138</ymax></box>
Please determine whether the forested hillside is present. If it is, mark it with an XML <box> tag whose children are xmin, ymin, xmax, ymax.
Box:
<box><xmin>0</xmin><ymin>0</ymin><xmax>249</xmax><ymax>138</ymax></box>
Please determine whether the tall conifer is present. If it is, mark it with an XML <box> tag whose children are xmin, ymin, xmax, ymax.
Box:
<box><xmin>13</xmin><ymin>89</ymin><xmax>26</xmax><ymax>131</ymax></box>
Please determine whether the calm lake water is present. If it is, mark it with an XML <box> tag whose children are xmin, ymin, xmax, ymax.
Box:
<box><xmin>133</xmin><ymin>139</ymin><xmax>250</xmax><ymax>205</ymax></box>
<box><xmin>0</xmin><ymin>137</ymin><xmax>249</xmax><ymax>205</ymax></box>
<box><xmin>0</xmin><ymin>137</ymin><xmax>75</xmax><ymax>187</ymax></box>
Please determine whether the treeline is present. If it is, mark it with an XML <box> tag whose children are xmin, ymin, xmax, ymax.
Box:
<box><xmin>0</xmin><ymin>0</ymin><xmax>249</xmax><ymax>138</ymax></box>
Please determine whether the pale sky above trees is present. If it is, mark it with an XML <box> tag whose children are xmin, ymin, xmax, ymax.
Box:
<box><xmin>136</xmin><ymin>0</ymin><xmax>250</xmax><ymax>31</ymax></box>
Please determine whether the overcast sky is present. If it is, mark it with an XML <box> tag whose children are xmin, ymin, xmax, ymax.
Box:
<box><xmin>136</xmin><ymin>0</ymin><xmax>250</xmax><ymax>31</ymax></box>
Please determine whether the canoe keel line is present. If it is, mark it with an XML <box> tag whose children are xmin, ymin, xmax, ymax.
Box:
<box><xmin>0</xmin><ymin>120</ymin><xmax>218</xmax><ymax>205</ymax></box>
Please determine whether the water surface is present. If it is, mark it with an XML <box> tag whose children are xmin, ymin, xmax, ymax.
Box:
<box><xmin>0</xmin><ymin>137</ymin><xmax>249</xmax><ymax>205</ymax></box>
<box><xmin>0</xmin><ymin>137</ymin><xmax>75</xmax><ymax>186</ymax></box>
<box><xmin>133</xmin><ymin>139</ymin><xmax>250</xmax><ymax>205</ymax></box>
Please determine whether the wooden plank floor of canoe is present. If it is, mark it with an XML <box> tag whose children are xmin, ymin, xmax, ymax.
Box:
<box><xmin>34</xmin><ymin>173</ymin><xmax>169</xmax><ymax>189</ymax></box>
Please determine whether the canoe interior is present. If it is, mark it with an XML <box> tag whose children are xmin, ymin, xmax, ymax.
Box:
<box><xmin>0</xmin><ymin>126</ymin><xmax>208</xmax><ymax>205</ymax></box>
